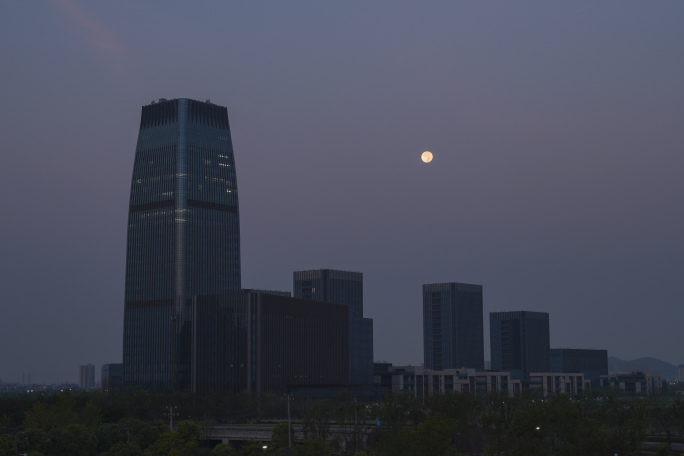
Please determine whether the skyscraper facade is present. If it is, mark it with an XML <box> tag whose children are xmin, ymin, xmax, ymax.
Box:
<box><xmin>423</xmin><ymin>282</ymin><xmax>485</xmax><ymax>371</ymax></box>
<box><xmin>123</xmin><ymin>98</ymin><xmax>241</xmax><ymax>392</ymax></box>
<box><xmin>490</xmin><ymin>311</ymin><xmax>550</xmax><ymax>379</ymax></box>
<box><xmin>245</xmin><ymin>290</ymin><xmax>350</xmax><ymax>395</ymax></box>
<box><xmin>293</xmin><ymin>269</ymin><xmax>374</xmax><ymax>384</ymax></box>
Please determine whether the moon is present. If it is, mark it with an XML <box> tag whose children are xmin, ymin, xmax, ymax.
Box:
<box><xmin>421</xmin><ymin>151</ymin><xmax>433</xmax><ymax>163</ymax></box>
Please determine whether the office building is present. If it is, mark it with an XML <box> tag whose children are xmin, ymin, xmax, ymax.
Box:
<box><xmin>374</xmin><ymin>363</ymin><xmax>521</xmax><ymax>397</ymax></box>
<box><xmin>294</xmin><ymin>269</ymin><xmax>374</xmax><ymax>384</ymax></box>
<box><xmin>550</xmin><ymin>349</ymin><xmax>608</xmax><ymax>375</ymax></box>
<box><xmin>245</xmin><ymin>290</ymin><xmax>349</xmax><ymax>395</ymax></box>
<box><xmin>101</xmin><ymin>363</ymin><xmax>123</xmax><ymax>391</ymax></box>
<box><xmin>123</xmin><ymin>98</ymin><xmax>241</xmax><ymax>392</ymax></box>
<box><xmin>490</xmin><ymin>311</ymin><xmax>550</xmax><ymax>379</ymax></box>
<box><xmin>423</xmin><ymin>282</ymin><xmax>484</xmax><ymax>371</ymax></box>
<box><xmin>528</xmin><ymin>372</ymin><xmax>589</xmax><ymax>397</ymax></box>
<box><xmin>601</xmin><ymin>371</ymin><xmax>663</xmax><ymax>396</ymax></box>
<box><xmin>80</xmin><ymin>364</ymin><xmax>95</xmax><ymax>391</ymax></box>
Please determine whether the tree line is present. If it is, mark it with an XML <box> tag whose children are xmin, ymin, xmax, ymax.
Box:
<box><xmin>1</xmin><ymin>387</ymin><xmax>684</xmax><ymax>455</ymax></box>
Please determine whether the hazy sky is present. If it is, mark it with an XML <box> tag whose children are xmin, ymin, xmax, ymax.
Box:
<box><xmin>1</xmin><ymin>1</ymin><xmax>682</xmax><ymax>384</ymax></box>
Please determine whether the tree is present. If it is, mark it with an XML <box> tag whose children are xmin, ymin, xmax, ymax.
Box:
<box><xmin>80</xmin><ymin>399</ymin><xmax>102</xmax><ymax>428</ymax></box>
<box><xmin>413</xmin><ymin>413</ymin><xmax>457</xmax><ymax>456</ymax></box>
<box><xmin>292</xmin><ymin>439</ymin><xmax>332</xmax><ymax>456</ymax></box>
<box><xmin>269</xmin><ymin>422</ymin><xmax>293</xmax><ymax>453</ymax></box>
<box><xmin>24</xmin><ymin>391</ymin><xmax>79</xmax><ymax>431</ymax></box>
<box><xmin>144</xmin><ymin>421</ymin><xmax>199</xmax><ymax>456</ymax></box>
<box><xmin>210</xmin><ymin>443</ymin><xmax>238</xmax><ymax>456</ymax></box>
<box><xmin>106</xmin><ymin>441</ymin><xmax>144</xmax><ymax>456</ymax></box>
<box><xmin>301</xmin><ymin>400</ymin><xmax>331</xmax><ymax>442</ymax></box>
<box><xmin>46</xmin><ymin>424</ymin><xmax>98</xmax><ymax>456</ymax></box>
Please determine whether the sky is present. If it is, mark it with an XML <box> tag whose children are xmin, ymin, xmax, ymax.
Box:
<box><xmin>1</xmin><ymin>1</ymin><xmax>682</xmax><ymax>384</ymax></box>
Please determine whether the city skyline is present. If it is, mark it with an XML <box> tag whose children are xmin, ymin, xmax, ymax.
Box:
<box><xmin>1</xmin><ymin>1</ymin><xmax>683</xmax><ymax>383</ymax></box>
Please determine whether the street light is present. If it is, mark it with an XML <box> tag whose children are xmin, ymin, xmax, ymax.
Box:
<box><xmin>284</xmin><ymin>393</ymin><xmax>294</xmax><ymax>449</ymax></box>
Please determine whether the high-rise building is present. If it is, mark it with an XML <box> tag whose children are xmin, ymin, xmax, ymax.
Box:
<box><xmin>123</xmin><ymin>98</ymin><xmax>241</xmax><ymax>392</ymax></box>
<box><xmin>293</xmin><ymin>269</ymin><xmax>374</xmax><ymax>384</ymax></box>
<box><xmin>422</xmin><ymin>282</ymin><xmax>484</xmax><ymax>371</ymax></box>
<box><xmin>245</xmin><ymin>290</ymin><xmax>350</xmax><ymax>395</ymax></box>
<box><xmin>80</xmin><ymin>364</ymin><xmax>95</xmax><ymax>391</ymax></box>
<box><xmin>490</xmin><ymin>311</ymin><xmax>550</xmax><ymax>379</ymax></box>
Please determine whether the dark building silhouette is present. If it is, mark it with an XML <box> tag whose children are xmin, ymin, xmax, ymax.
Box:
<box><xmin>79</xmin><ymin>364</ymin><xmax>95</xmax><ymax>391</ymax></box>
<box><xmin>490</xmin><ymin>311</ymin><xmax>550</xmax><ymax>379</ymax></box>
<box><xmin>123</xmin><ymin>99</ymin><xmax>358</xmax><ymax>396</ymax></box>
<box><xmin>293</xmin><ymin>269</ymin><xmax>374</xmax><ymax>384</ymax></box>
<box><xmin>123</xmin><ymin>98</ymin><xmax>241</xmax><ymax>392</ymax></box>
<box><xmin>101</xmin><ymin>363</ymin><xmax>123</xmax><ymax>391</ymax></box>
<box><xmin>422</xmin><ymin>282</ymin><xmax>485</xmax><ymax>370</ymax></box>
<box><xmin>245</xmin><ymin>290</ymin><xmax>349</xmax><ymax>395</ymax></box>
<box><xmin>550</xmin><ymin>348</ymin><xmax>608</xmax><ymax>375</ymax></box>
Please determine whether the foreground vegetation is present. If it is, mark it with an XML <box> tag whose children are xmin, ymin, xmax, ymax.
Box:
<box><xmin>1</xmin><ymin>387</ymin><xmax>684</xmax><ymax>455</ymax></box>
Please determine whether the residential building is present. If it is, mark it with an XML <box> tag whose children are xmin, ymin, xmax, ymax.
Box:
<box><xmin>490</xmin><ymin>311</ymin><xmax>550</xmax><ymax>379</ymax></box>
<box><xmin>80</xmin><ymin>364</ymin><xmax>95</xmax><ymax>391</ymax></box>
<box><xmin>423</xmin><ymin>282</ymin><xmax>484</xmax><ymax>370</ymax></box>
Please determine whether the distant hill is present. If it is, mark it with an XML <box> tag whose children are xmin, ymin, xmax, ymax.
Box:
<box><xmin>608</xmin><ymin>356</ymin><xmax>678</xmax><ymax>380</ymax></box>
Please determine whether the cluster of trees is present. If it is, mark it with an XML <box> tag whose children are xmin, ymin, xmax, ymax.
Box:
<box><xmin>1</xmin><ymin>388</ymin><xmax>684</xmax><ymax>456</ymax></box>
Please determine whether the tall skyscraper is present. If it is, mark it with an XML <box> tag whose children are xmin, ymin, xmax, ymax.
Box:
<box><xmin>293</xmin><ymin>269</ymin><xmax>374</xmax><ymax>384</ymax></box>
<box><xmin>490</xmin><ymin>311</ymin><xmax>550</xmax><ymax>379</ymax></box>
<box><xmin>423</xmin><ymin>282</ymin><xmax>484</xmax><ymax>370</ymax></box>
<box><xmin>123</xmin><ymin>98</ymin><xmax>241</xmax><ymax>392</ymax></box>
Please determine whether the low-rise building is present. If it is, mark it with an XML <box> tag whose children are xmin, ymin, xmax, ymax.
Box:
<box><xmin>528</xmin><ymin>372</ymin><xmax>589</xmax><ymax>397</ymax></box>
<box><xmin>600</xmin><ymin>371</ymin><xmax>663</xmax><ymax>396</ymax></box>
<box><xmin>374</xmin><ymin>364</ymin><xmax>523</xmax><ymax>397</ymax></box>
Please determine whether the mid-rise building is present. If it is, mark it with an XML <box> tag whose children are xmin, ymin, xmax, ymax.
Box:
<box><xmin>678</xmin><ymin>365</ymin><xmax>684</xmax><ymax>383</ymax></box>
<box><xmin>550</xmin><ymin>349</ymin><xmax>608</xmax><ymax>375</ymax></box>
<box><xmin>122</xmin><ymin>98</ymin><xmax>242</xmax><ymax>393</ymax></box>
<box><xmin>79</xmin><ymin>364</ymin><xmax>95</xmax><ymax>391</ymax></box>
<box><xmin>293</xmin><ymin>269</ymin><xmax>374</xmax><ymax>384</ymax></box>
<box><xmin>101</xmin><ymin>363</ymin><xmax>123</xmax><ymax>391</ymax></box>
<box><xmin>490</xmin><ymin>311</ymin><xmax>550</xmax><ymax>379</ymax></box>
<box><xmin>423</xmin><ymin>282</ymin><xmax>484</xmax><ymax>370</ymax></box>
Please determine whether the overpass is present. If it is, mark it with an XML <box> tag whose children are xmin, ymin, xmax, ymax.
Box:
<box><xmin>207</xmin><ymin>425</ymin><xmax>369</xmax><ymax>449</ymax></box>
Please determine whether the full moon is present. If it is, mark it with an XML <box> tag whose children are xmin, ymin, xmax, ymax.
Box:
<box><xmin>421</xmin><ymin>151</ymin><xmax>433</xmax><ymax>163</ymax></box>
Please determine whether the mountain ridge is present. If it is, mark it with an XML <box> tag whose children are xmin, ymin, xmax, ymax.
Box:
<box><xmin>608</xmin><ymin>356</ymin><xmax>678</xmax><ymax>380</ymax></box>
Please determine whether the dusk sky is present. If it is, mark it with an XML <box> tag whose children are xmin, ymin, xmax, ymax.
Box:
<box><xmin>1</xmin><ymin>1</ymin><xmax>683</xmax><ymax>384</ymax></box>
